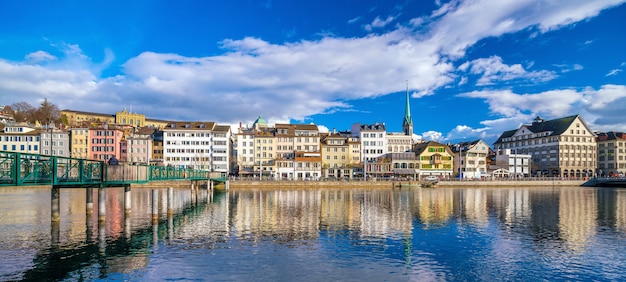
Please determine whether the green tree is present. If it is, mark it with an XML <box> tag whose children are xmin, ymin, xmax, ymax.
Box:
<box><xmin>34</xmin><ymin>98</ymin><xmax>59</xmax><ymax>127</ymax></box>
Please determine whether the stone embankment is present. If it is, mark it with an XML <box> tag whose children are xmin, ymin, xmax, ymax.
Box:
<box><xmin>124</xmin><ymin>179</ymin><xmax>586</xmax><ymax>189</ymax></box>
<box><xmin>227</xmin><ymin>179</ymin><xmax>586</xmax><ymax>189</ymax></box>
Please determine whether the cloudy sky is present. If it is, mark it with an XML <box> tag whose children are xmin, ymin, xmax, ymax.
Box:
<box><xmin>1</xmin><ymin>0</ymin><xmax>625</xmax><ymax>144</ymax></box>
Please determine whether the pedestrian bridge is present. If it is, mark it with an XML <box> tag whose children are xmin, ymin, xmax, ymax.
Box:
<box><xmin>0</xmin><ymin>151</ymin><xmax>227</xmax><ymax>188</ymax></box>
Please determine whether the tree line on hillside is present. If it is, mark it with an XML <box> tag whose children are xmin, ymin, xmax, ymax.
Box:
<box><xmin>2</xmin><ymin>98</ymin><xmax>62</xmax><ymax>126</ymax></box>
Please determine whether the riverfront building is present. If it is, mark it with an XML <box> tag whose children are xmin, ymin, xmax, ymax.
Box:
<box><xmin>451</xmin><ymin>139</ymin><xmax>491</xmax><ymax>179</ymax></box>
<box><xmin>352</xmin><ymin>122</ymin><xmax>386</xmax><ymax>163</ymax></box>
<box><xmin>0</xmin><ymin>122</ymin><xmax>40</xmax><ymax>154</ymax></box>
<box><xmin>88</xmin><ymin>125</ymin><xmax>124</xmax><ymax>161</ymax></box>
<box><xmin>42</xmin><ymin>126</ymin><xmax>70</xmax><ymax>158</ymax></box>
<box><xmin>493</xmin><ymin>115</ymin><xmax>597</xmax><ymax>177</ymax></box>
<box><xmin>595</xmin><ymin>131</ymin><xmax>626</xmax><ymax>176</ymax></box>
<box><xmin>493</xmin><ymin>148</ymin><xmax>532</xmax><ymax>178</ymax></box>
<box><xmin>69</xmin><ymin>127</ymin><xmax>89</xmax><ymax>159</ymax></box>
<box><xmin>413</xmin><ymin>141</ymin><xmax>454</xmax><ymax>179</ymax></box>
<box><xmin>320</xmin><ymin>131</ymin><xmax>361</xmax><ymax>179</ymax></box>
<box><xmin>124</xmin><ymin>127</ymin><xmax>155</xmax><ymax>164</ymax></box>
<box><xmin>162</xmin><ymin>121</ymin><xmax>231</xmax><ymax>173</ymax></box>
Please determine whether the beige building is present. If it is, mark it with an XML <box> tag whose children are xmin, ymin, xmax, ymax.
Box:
<box><xmin>386</xmin><ymin>132</ymin><xmax>413</xmax><ymax>153</ymax></box>
<box><xmin>451</xmin><ymin>139</ymin><xmax>491</xmax><ymax>179</ymax></box>
<box><xmin>493</xmin><ymin>115</ymin><xmax>597</xmax><ymax>177</ymax></box>
<box><xmin>321</xmin><ymin>132</ymin><xmax>360</xmax><ymax>179</ymax></box>
<box><xmin>254</xmin><ymin>129</ymin><xmax>276</xmax><ymax>179</ymax></box>
<box><xmin>596</xmin><ymin>131</ymin><xmax>626</xmax><ymax>177</ymax></box>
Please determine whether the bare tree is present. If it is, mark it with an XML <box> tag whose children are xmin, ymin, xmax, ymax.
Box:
<box><xmin>10</xmin><ymin>102</ymin><xmax>35</xmax><ymax>122</ymax></box>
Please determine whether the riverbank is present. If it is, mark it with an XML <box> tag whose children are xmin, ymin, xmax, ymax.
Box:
<box><xmin>227</xmin><ymin>179</ymin><xmax>586</xmax><ymax>189</ymax></box>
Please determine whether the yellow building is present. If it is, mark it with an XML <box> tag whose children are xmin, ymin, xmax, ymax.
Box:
<box><xmin>69</xmin><ymin>127</ymin><xmax>89</xmax><ymax>159</ymax></box>
<box><xmin>115</xmin><ymin>108</ymin><xmax>145</xmax><ymax>127</ymax></box>
<box><xmin>60</xmin><ymin>110</ymin><xmax>114</xmax><ymax>127</ymax></box>
<box><xmin>413</xmin><ymin>141</ymin><xmax>454</xmax><ymax>178</ymax></box>
<box><xmin>60</xmin><ymin>109</ymin><xmax>169</xmax><ymax>129</ymax></box>
<box><xmin>321</xmin><ymin>132</ymin><xmax>359</xmax><ymax>179</ymax></box>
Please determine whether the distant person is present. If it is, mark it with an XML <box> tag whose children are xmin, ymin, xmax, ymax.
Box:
<box><xmin>108</xmin><ymin>156</ymin><xmax>119</xmax><ymax>165</ymax></box>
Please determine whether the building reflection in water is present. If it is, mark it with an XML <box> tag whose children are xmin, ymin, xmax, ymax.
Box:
<box><xmin>3</xmin><ymin>186</ymin><xmax>626</xmax><ymax>280</ymax></box>
<box><xmin>559</xmin><ymin>188</ymin><xmax>597</xmax><ymax>251</ymax></box>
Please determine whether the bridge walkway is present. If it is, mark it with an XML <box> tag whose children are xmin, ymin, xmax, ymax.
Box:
<box><xmin>0</xmin><ymin>151</ymin><xmax>227</xmax><ymax>188</ymax></box>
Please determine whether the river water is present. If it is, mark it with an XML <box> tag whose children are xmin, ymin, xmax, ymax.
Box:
<box><xmin>1</xmin><ymin>186</ymin><xmax>625</xmax><ymax>281</ymax></box>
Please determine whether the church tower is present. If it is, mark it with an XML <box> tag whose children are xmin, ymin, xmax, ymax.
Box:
<box><xmin>402</xmin><ymin>81</ymin><xmax>414</xmax><ymax>136</ymax></box>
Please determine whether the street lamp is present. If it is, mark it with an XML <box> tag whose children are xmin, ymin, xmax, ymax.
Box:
<box><xmin>457</xmin><ymin>144</ymin><xmax>463</xmax><ymax>180</ymax></box>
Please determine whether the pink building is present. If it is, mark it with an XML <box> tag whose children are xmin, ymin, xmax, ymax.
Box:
<box><xmin>88</xmin><ymin>126</ymin><xmax>124</xmax><ymax>161</ymax></box>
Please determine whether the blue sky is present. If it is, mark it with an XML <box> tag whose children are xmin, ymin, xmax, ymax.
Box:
<box><xmin>1</xmin><ymin>0</ymin><xmax>625</xmax><ymax>144</ymax></box>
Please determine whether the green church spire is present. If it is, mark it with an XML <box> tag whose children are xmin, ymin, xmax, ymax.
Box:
<box><xmin>402</xmin><ymin>80</ymin><xmax>413</xmax><ymax>136</ymax></box>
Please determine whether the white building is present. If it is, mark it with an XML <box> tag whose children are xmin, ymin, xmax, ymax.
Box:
<box><xmin>127</xmin><ymin>127</ymin><xmax>155</xmax><ymax>164</ymax></box>
<box><xmin>352</xmin><ymin>123</ymin><xmax>387</xmax><ymax>163</ymax></box>
<box><xmin>0</xmin><ymin>122</ymin><xmax>40</xmax><ymax>154</ymax></box>
<box><xmin>386</xmin><ymin>132</ymin><xmax>413</xmax><ymax>153</ymax></box>
<box><xmin>162</xmin><ymin>121</ymin><xmax>231</xmax><ymax>173</ymax></box>
<box><xmin>495</xmin><ymin>148</ymin><xmax>532</xmax><ymax>178</ymax></box>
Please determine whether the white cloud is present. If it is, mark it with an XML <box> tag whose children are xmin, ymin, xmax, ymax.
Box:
<box><xmin>364</xmin><ymin>15</ymin><xmax>396</xmax><ymax>31</ymax></box>
<box><xmin>25</xmin><ymin>51</ymin><xmax>57</xmax><ymax>63</ymax></box>
<box><xmin>458</xmin><ymin>85</ymin><xmax>626</xmax><ymax>139</ymax></box>
<box><xmin>0</xmin><ymin>0</ymin><xmax>624</xmax><ymax>135</ymax></box>
<box><xmin>606</xmin><ymin>69</ymin><xmax>622</xmax><ymax>76</ymax></box>
<box><xmin>423</xmin><ymin>0</ymin><xmax>626</xmax><ymax>58</ymax></box>
<box><xmin>461</xmin><ymin>56</ymin><xmax>556</xmax><ymax>86</ymax></box>
<box><xmin>421</xmin><ymin>131</ymin><xmax>444</xmax><ymax>142</ymax></box>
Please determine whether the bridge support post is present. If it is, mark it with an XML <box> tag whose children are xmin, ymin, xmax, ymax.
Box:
<box><xmin>152</xmin><ymin>189</ymin><xmax>159</xmax><ymax>222</ymax></box>
<box><xmin>167</xmin><ymin>187</ymin><xmax>173</xmax><ymax>216</ymax></box>
<box><xmin>86</xmin><ymin>187</ymin><xmax>93</xmax><ymax>216</ymax></box>
<box><xmin>51</xmin><ymin>187</ymin><xmax>60</xmax><ymax>222</ymax></box>
<box><xmin>190</xmin><ymin>182</ymin><xmax>196</xmax><ymax>203</ymax></box>
<box><xmin>98</xmin><ymin>188</ymin><xmax>106</xmax><ymax>222</ymax></box>
<box><xmin>209</xmin><ymin>180</ymin><xmax>213</xmax><ymax>191</ymax></box>
<box><xmin>124</xmin><ymin>185</ymin><xmax>131</xmax><ymax>214</ymax></box>
<box><xmin>225</xmin><ymin>180</ymin><xmax>230</xmax><ymax>191</ymax></box>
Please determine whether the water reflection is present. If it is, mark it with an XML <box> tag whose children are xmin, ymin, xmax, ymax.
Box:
<box><xmin>1</xmin><ymin>186</ymin><xmax>626</xmax><ymax>280</ymax></box>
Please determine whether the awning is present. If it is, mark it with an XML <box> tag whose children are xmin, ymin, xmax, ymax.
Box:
<box><xmin>393</xmin><ymin>168</ymin><xmax>416</xmax><ymax>174</ymax></box>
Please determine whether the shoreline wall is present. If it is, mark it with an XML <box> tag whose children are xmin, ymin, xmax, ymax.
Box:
<box><xmin>227</xmin><ymin>180</ymin><xmax>586</xmax><ymax>189</ymax></box>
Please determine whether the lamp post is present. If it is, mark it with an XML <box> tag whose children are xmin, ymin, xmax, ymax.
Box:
<box><xmin>457</xmin><ymin>144</ymin><xmax>462</xmax><ymax>180</ymax></box>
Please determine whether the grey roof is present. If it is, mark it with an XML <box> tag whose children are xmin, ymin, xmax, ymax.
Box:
<box><xmin>493</xmin><ymin>115</ymin><xmax>580</xmax><ymax>145</ymax></box>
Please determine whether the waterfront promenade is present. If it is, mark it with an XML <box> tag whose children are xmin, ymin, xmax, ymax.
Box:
<box><xmin>227</xmin><ymin>178</ymin><xmax>586</xmax><ymax>189</ymax></box>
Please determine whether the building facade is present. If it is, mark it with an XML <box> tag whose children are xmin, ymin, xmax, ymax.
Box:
<box><xmin>126</xmin><ymin>127</ymin><xmax>155</xmax><ymax>164</ymax></box>
<box><xmin>451</xmin><ymin>139</ymin><xmax>491</xmax><ymax>179</ymax></box>
<box><xmin>89</xmin><ymin>125</ymin><xmax>124</xmax><ymax>161</ymax></box>
<box><xmin>69</xmin><ymin>127</ymin><xmax>89</xmax><ymax>159</ymax></box>
<box><xmin>162</xmin><ymin>121</ymin><xmax>231</xmax><ymax>173</ymax></box>
<box><xmin>596</xmin><ymin>131</ymin><xmax>626</xmax><ymax>177</ymax></box>
<box><xmin>413</xmin><ymin>141</ymin><xmax>454</xmax><ymax>179</ymax></box>
<box><xmin>493</xmin><ymin>115</ymin><xmax>597</xmax><ymax>177</ymax></box>
<box><xmin>353</xmin><ymin>123</ymin><xmax>386</xmax><ymax>163</ymax></box>
<box><xmin>0</xmin><ymin>122</ymin><xmax>40</xmax><ymax>154</ymax></box>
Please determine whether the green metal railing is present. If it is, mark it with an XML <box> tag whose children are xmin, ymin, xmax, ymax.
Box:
<box><xmin>0</xmin><ymin>151</ymin><xmax>227</xmax><ymax>187</ymax></box>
